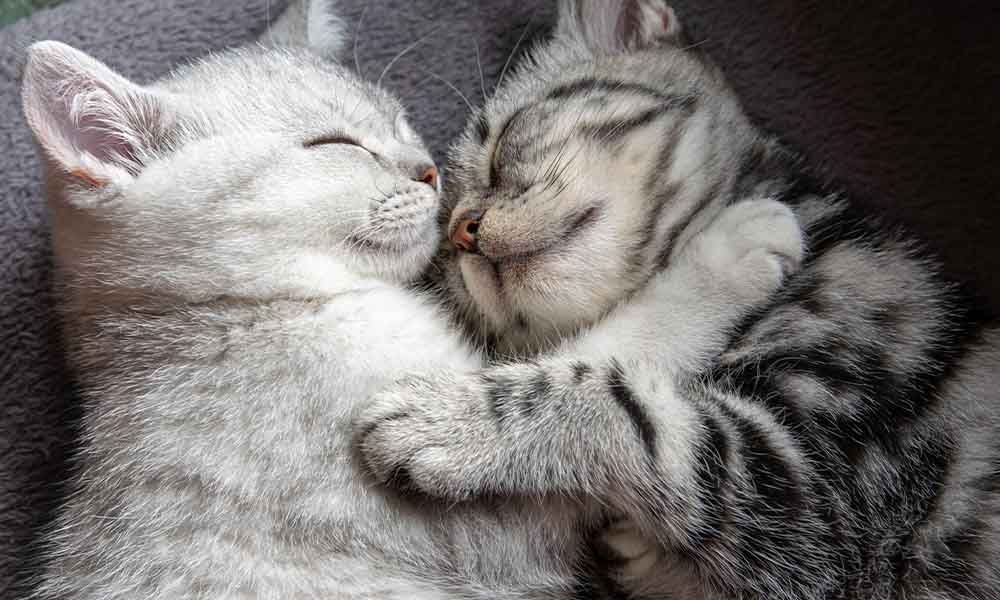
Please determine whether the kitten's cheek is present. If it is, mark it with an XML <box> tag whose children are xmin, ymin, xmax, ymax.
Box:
<box><xmin>459</xmin><ymin>254</ymin><xmax>509</xmax><ymax>328</ymax></box>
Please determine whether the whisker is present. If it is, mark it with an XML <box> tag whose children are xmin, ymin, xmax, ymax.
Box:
<box><xmin>536</xmin><ymin>137</ymin><xmax>571</xmax><ymax>192</ymax></box>
<box><xmin>547</xmin><ymin>140</ymin><xmax>582</xmax><ymax>188</ymax></box>
<box><xmin>542</xmin><ymin>141</ymin><xmax>586</xmax><ymax>198</ymax></box>
<box><xmin>353</xmin><ymin>3</ymin><xmax>370</xmax><ymax>77</ymax></box>
<box><xmin>376</xmin><ymin>25</ymin><xmax>444</xmax><ymax>89</ymax></box>
<box><xmin>474</xmin><ymin>42</ymin><xmax>487</xmax><ymax>102</ymax></box>
<box><xmin>542</xmin><ymin>91</ymin><xmax>639</xmax><ymax>198</ymax></box>
<box><xmin>496</xmin><ymin>10</ymin><xmax>538</xmax><ymax>95</ymax></box>
<box><xmin>536</xmin><ymin>94</ymin><xmax>595</xmax><ymax>193</ymax></box>
<box><xmin>679</xmin><ymin>37</ymin><xmax>711</xmax><ymax>52</ymax></box>
<box><xmin>419</xmin><ymin>68</ymin><xmax>476</xmax><ymax>114</ymax></box>
<box><xmin>535</xmin><ymin>103</ymin><xmax>588</xmax><ymax>186</ymax></box>
<box><xmin>535</xmin><ymin>98</ymin><xmax>595</xmax><ymax>185</ymax></box>
<box><xmin>363</xmin><ymin>165</ymin><xmax>393</xmax><ymax>198</ymax></box>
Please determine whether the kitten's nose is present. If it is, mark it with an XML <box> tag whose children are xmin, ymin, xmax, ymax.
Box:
<box><xmin>412</xmin><ymin>164</ymin><xmax>439</xmax><ymax>190</ymax></box>
<box><xmin>451</xmin><ymin>209</ymin><xmax>482</xmax><ymax>254</ymax></box>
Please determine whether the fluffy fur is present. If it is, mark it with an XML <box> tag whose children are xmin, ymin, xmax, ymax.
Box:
<box><xmin>21</xmin><ymin>1</ymin><xmax>806</xmax><ymax>598</ymax></box>
<box><xmin>356</xmin><ymin>1</ymin><xmax>1000</xmax><ymax>599</ymax></box>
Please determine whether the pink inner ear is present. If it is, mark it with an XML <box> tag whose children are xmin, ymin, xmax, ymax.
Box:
<box><xmin>75</xmin><ymin>102</ymin><xmax>143</xmax><ymax>172</ymax></box>
<box><xmin>21</xmin><ymin>41</ymin><xmax>162</xmax><ymax>182</ymax></box>
<box><xmin>36</xmin><ymin>87</ymin><xmax>133</xmax><ymax>182</ymax></box>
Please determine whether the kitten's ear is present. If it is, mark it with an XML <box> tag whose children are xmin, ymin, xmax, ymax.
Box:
<box><xmin>261</xmin><ymin>0</ymin><xmax>346</xmax><ymax>60</ymax></box>
<box><xmin>556</xmin><ymin>0</ymin><xmax>684</xmax><ymax>54</ymax></box>
<box><xmin>21</xmin><ymin>41</ymin><xmax>173</xmax><ymax>187</ymax></box>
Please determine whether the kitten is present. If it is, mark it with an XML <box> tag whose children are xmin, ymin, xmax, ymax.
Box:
<box><xmin>356</xmin><ymin>1</ymin><xmax>1000</xmax><ymax>599</ymax></box>
<box><xmin>21</xmin><ymin>1</ymin><xmax>803</xmax><ymax>598</ymax></box>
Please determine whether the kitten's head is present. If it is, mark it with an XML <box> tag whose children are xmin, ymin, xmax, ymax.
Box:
<box><xmin>442</xmin><ymin>0</ymin><xmax>765</xmax><ymax>354</ymax></box>
<box><xmin>22</xmin><ymin>30</ymin><xmax>439</xmax><ymax>308</ymax></box>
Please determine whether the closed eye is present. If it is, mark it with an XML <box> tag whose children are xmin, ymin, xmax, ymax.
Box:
<box><xmin>304</xmin><ymin>134</ymin><xmax>367</xmax><ymax>149</ymax></box>
<box><xmin>487</xmin><ymin>108</ymin><xmax>526</xmax><ymax>188</ymax></box>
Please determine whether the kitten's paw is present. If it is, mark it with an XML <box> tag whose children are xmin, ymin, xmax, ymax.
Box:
<box><xmin>692</xmin><ymin>198</ymin><xmax>803</xmax><ymax>303</ymax></box>
<box><xmin>598</xmin><ymin>519</ymin><xmax>662</xmax><ymax>583</ymax></box>
<box><xmin>353</xmin><ymin>376</ymin><xmax>488</xmax><ymax>500</ymax></box>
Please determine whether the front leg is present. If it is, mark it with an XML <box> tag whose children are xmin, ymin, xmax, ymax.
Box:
<box><xmin>355</xmin><ymin>356</ymin><xmax>691</xmax><ymax>501</ymax></box>
<box><xmin>357</xmin><ymin>352</ymin><xmax>766</xmax><ymax>568</ymax></box>
<box><xmin>355</xmin><ymin>198</ymin><xmax>803</xmax><ymax>508</ymax></box>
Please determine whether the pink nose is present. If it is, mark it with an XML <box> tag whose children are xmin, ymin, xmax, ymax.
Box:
<box><xmin>417</xmin><ymin>165</ymin><xmax>438</xmax><ymax>189</ymax></box>
<box><xmin>451</xmin><ymin>211</ymin><xmax>481</xmax><ymax>254</ymax></box>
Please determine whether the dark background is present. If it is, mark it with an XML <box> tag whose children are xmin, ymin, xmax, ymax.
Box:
<box><xmin>2</xmin><ymin>0</ymin><xmax>998</xmax><ymax>595</ymax></box>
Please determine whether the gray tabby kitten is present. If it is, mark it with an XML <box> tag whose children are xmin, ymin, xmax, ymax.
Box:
<box><xmin>356</xmin><ymin>1</ymin><xmax>1000</xmax><ymax>599</ymax></box>
<box><xmin>20</xmin><ymin>2</ymin><xmax>802</xmax><ymax>598</ymax></box>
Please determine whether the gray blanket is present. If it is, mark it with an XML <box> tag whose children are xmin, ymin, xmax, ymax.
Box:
<box><xmin>2</xmin><ymin>0</ymin><xmax>998</xmax><ymax>594</ymax></box>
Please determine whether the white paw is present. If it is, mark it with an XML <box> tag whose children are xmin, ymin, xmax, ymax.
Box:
<box><xmin>692</xmin><ymin>198</ymin><xmax>804</xmax><ymax>303</ymax></box>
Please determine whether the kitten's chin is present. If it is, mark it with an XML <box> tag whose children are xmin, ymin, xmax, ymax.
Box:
<box><xmin>349</xmin><ymin>217</ymin><xmax>441</xmax><ymax>283</ymax></box>
<box><xmin>457</xmin><ymin>254</ymin><xmax>562</xmax><ymax>356</ymax></box>
<box><xmin>369</xmin><ymin>237</ymin><xmax>439</xmax><ymax>285</ymax></box>
<box><xmin>457</xmin><ymin>252</ymin><xmax>621</xmax><ymax>357</ymax></box>
<box><xmin>459</xmin><ymin>253</ymin><xmax>510</xmax><ymax>327</ymax></box>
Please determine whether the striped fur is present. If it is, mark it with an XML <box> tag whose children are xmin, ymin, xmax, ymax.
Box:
<box><xmin>358</xmin><ymin>1</ymin><xmax>1000</xmax><ymax>598</ymax></box>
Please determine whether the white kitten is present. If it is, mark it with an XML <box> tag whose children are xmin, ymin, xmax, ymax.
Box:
<box><xmin>21</xmin><ymin>10</ymin><xmax>593</xmax><ymax>600</ymax></box>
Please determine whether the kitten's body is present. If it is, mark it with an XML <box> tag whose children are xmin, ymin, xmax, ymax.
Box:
<box><xmin>52</xmin><ymin>288</ymin><xmax>484</xmax><ymax>598</ymax></box>
<box><xmin>23</xmin><ymin>26</ymin><xmax>584</xmax><ymax>600</ymax></box>
<box><xmin>357</xmin><ymin>2</ymin><xmax>1000</xmax><ymax>599</ymax></box>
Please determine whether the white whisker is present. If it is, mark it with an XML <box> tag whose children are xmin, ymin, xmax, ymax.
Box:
<box><xmin>679</xmin><ymin>37</ymin><xmax>711</xmax><ymax>52</ymax></box>
<box><xmin>353</xmin><ymin>3</ymin><xmax>370</xmax><ymax>77</ymax></box>
<box><xmin>496</xmin><ymin>11</ymin><xmax>537</xmax><ymax>95</ymax></box>
<box><xmin>376</xmin><ymin>25</ymin><xmax>443</xmax><ymax>90</ymax></box>
<box><xmin>474</xmin><ymin>42</ymin><xmax>487</xmax><ymax>102</ymax></box>
<box><xmin>420</xmin><ymin>68</ymin><xmax>476</xmax><ymax>114</ymax></box>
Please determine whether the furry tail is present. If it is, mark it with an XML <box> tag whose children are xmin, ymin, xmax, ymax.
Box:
<box><xmin>259</xmin><ymin>0</ymin><xmax>346</xmax><ymax>59</ymax></box>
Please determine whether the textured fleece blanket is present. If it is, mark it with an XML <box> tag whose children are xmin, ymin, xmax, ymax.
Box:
<box><xmin>2</xmin><ymin>0</ymin><xmax>999</xmax><ymax>594</ymax></box>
